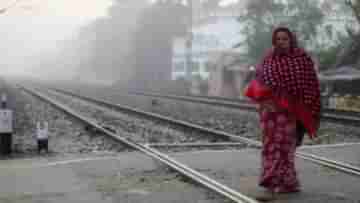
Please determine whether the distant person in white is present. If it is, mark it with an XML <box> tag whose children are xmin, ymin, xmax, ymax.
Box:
<box><xmin>36</xmin><ymin>121</ymin><xmax>49</xmax><ymax>154</ymax></box>
<box><xmin>1</xmin><ymin>93</ymin><xmax>7</xmax><ymax>108</ymax></box>
<box><xmin>0</xmin><ymin>93</ymin><xmax>13</xmax><ymax>155</ymax></box>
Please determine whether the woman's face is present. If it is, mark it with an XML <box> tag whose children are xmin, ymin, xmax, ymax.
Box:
<box><xmin>275</xmin><ymin>31</ymin><xmax>291</xmax><ymax>50</ymax></box>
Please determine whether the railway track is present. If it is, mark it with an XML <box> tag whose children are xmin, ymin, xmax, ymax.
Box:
<box><xmin>18</xmin><ymin>85</ymin><xmax>259</xmax><ymax>203</ymax></box>
<box><xmin>12</xmin><ymin>83</ymin><xmax>360</xmax><ymax>202</ymax></box>
<box><xmin>46</xmin><ymin>87</ymin><xmax>360</xmax><ymax>146</ymax></box>
<box><xmin>47</xmin><ymin>87</ymin><xmax>259</xmax><ymax>146</ymax></box>
<box><xmin>147</xmin><ymin>142</ymin><xmax>248</xmax><ymax>153</ymax></box>
<box><xmin>29</xmin><ymin>85</ymin><xmax>360</xmax><ymax>177</ymax></box>
<box><xmin>129</xmin><ymin>91</ymin><xmax>360</xmax><ymax>124</ymax></box>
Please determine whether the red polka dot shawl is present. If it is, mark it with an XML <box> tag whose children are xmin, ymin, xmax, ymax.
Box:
<box><xmin>248</xmin><ymin>48</ymin><xmax>321</xmax><ymax>137</ymax></box>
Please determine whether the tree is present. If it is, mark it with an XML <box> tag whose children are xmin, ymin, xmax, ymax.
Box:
<box><xmin>347</xmin><ymin>0</ymin><xmax>360</xmax><ymax>23</ymax></box>
<box><xmin>73</xmin><ymin>0</ymin><xmax>150</xmax><ymax>83</ymax></box>
<box><xmin>236</xmin><ymin>0</ymin><xmax>325</xmax><ymax>64</ymax></box>
<box><xmin>332</xmin><ymin>0</ymin><xmax>360</xmax><ymax>69</ymax></box>
<box><xmin>202</xmin><ymin>0</ymin><xmax>221</xmax><ymax>16</ymax></box>
<box><xmin>129</xmin><ymin>1</ymin><xmax>189</xmax><ymax>90</ymax></box>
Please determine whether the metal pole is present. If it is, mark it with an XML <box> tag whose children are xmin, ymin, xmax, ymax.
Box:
<box><xmin>0</xmin><ymin>0</ymin><xmax>20</xmax><ymax>14</ymax></box>
<box><xmin>185</xmin><ymin>0</ymin><xmax>193</xmax><ymax>81</ymax></box>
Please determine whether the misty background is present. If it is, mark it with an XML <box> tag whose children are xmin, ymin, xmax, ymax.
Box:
<box><xmin>1</xmin><ymin>0</ymin><xmax>360</xmax><ymax>92</ymax></box>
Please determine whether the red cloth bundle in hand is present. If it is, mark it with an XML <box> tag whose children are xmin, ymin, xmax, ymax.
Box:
<box><xmin>244</xmin><ymin>79</ymin><xmax>272</xmax><ymax>102</ymax></box>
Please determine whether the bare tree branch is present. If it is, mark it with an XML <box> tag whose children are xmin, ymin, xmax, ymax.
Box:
<box><xmin>347</xmin><ymin>0</ymin><xmax>360</xmax><ymax>24</ymax></box>
<box><xmin>346</xmin><ymin>26</ymin><xmax>356</xmax><ymax>39</ymax></box>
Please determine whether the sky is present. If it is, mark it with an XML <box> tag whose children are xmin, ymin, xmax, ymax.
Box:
<box><xmin>0</xmin><ymin>0</ymin><xmax>113</xmax><ymax>76</ymax></box>
<box><xmin>218</xmin><ymin>0</ymin><xmax>239</xmax><ymax>7</ymax></box>
<box><xmin>149</xmin><ymin>0</ymin><xmax>240</xmax><ymax>7</ymax></box>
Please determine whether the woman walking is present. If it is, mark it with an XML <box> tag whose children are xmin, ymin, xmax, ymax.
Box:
<box><xmin>245</xmin><ymin>27</ymin><xmax>321</xmax><ymax>198</ymax></box>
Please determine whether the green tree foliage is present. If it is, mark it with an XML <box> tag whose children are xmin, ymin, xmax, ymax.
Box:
<box><xmin>347</xmin><ymin>0</ymin><xmax>360</xmax><ymax>23</ymax></box>
<box><xmin>318</xmin><ymin>46</ymin><xmax>345</xmax><ymax>71</ymax></box>
<box><xmin>332</xmin><ymin>0</ymin><xmax>360</xmax><ymax>69</ymax></box>
<box><xmin>236</xmin><ymin>0</ymin><xmax>324</xmax><ymax>64</ymax></box>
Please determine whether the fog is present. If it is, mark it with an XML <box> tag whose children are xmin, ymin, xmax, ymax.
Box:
<box><xmin>1</xmin><ymin>0</ymin><xmax>360</xmax><ymax>95</ymax></box>
<box><xmin>0</xmin><ymin>0</ymin><xmax>113</xmax><ymax>77</ymax></box>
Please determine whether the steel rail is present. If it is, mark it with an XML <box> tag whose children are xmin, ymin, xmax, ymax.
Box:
<box><xmin>299</xmin><ymin>142</ymin><xmax>360</xmax><ymax>149</ymax></box>
<box><xmin>129</xmin><ymin>91</ymin><xmax>248</xmax><ymax>102</ymax></box>
<box><xmin>50</xmin><ymin>87</ymin><xmax>260</xmax><ymax>146</ymax></box>
<box><xmin>19</xmin><ymin>85</ymin><xmax>259</xmax><ymax>203</ymax></box>
<box><xmin>131</xmin><ymin>91</ymin><xmax>360</xmax><ymax>116</ymax></box>
<box><xmin>130</xmin><ymin>91</ymin><xmax>256</xmax><ymax>111</ymax></box>
<box><xmin>147</xmin><ymin>142</ymin><xmax>248</xmax><ymax>150</ymax></box>
<box><xmin>147</xmin><ymin>142</ymin><xmax>247</xmax><ymax>148</ymax></box>
<box><xmin>49</xmin><ymin>87</ymin><xmax>360</xmax><ymax>178</ymax></box>
<box><xmin>296</xmin><ymin>152</ymin><xmax>360</xmax><ymax>176</ymax></box>
<box><xmin>129</xmin><ymin>91</ymin><xmax>360</xmax><ymax>123</ymax></box>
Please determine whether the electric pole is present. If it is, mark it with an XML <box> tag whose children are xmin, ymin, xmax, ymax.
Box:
<box><xmin>185</xmin><ymin>0</ymin><xmax>193</xmax><ymax>80</ymax></box>
<box><xmin>0</xmin><ymin>0</ymin><xmax>20</xmax><ymax>14</ymax></box>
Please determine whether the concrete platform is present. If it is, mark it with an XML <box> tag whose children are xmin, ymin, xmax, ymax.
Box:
<box><xmin>0</xmin><ymin>152</ymin><xmax>226</xmax><ymax>203</ymax></box>
<box><xmin>171</xmin><ymin>149</ymin><xmax>360</xmax><ymax>203</ymax></box>
<box><xmin>0</xmin><ymin>148</ymin><xmax>359</xmax><ymax>203</ymax></box>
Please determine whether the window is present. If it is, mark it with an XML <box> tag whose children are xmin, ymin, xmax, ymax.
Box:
<box><xmin>174</xmin><ymin>62</ymin><xmax>184</xmax><ymax>72</ymax></box>
<box><xmin>191</xmin><ymin>61</ymin><xmax>200</xmax><ymax>73</ymax></box>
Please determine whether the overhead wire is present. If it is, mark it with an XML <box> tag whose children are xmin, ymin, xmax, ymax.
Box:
<box><xmin>0</xmin><ymin>0</ymin><xmax>20</xmax><ymax>13</ymax></box>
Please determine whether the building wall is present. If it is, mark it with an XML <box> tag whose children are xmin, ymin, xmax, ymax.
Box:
<box><xmin>207</xmin><ymin>51</ymin><xmax>251</xmax><ymax>98</ymax></box>
<box><xmin>172</xmin><ymin>53</ymin><xmax>211</xmax><ymax>80</ymax></box>
<box><xmin>171</xmin><ymin>16</ymin><xmax>243</xmax><ymax>81</ymax></box>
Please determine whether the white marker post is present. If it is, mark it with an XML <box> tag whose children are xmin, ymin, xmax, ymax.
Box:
<box><xmin>36</xmin><ymin>121</ymin><xmax>49</xmax><ymax>154</ymax></box>
<box><xmin>1</xmin><ymin>93</ymin><xmax>7</xmax><ymax>108</ymax></box>
<box><xmin>0</xmin><ymin>109</ymin><xmax>13</xmax><ymax>155</ymax></box>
